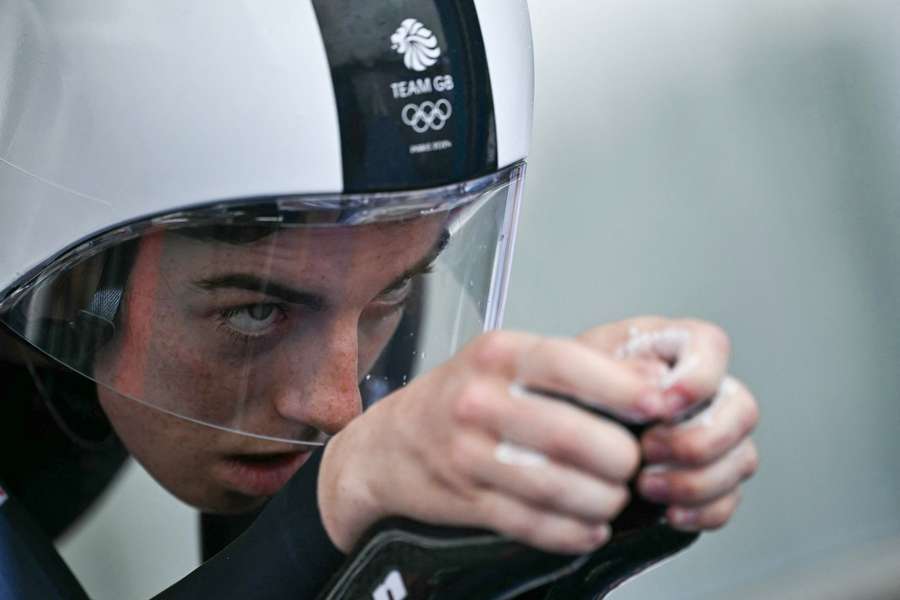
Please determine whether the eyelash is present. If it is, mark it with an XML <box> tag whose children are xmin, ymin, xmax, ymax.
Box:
<box><xmin>391</xmin><ymin>266</ymin><xmax>434</xmax><ymax>293</ymax></box>
<box><xmin>377</xmin><ymin>266</ymin><xmax>433</xmax><ymax>304</ymax></box>
<box><xmin>213</xmin><ymin>267</ymin><xmax>433</xmax><ymax>344</ymax></box>
<box><xmin>216</xmin><ymin>303</ymin><xmax>287</xmax><ymax>343</ymax></box>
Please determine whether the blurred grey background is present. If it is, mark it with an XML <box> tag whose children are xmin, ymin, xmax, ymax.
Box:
<box><xmin>59</xmin><ymin>0</ymin><xmax>900</xmax><ymax>598</ymax></box>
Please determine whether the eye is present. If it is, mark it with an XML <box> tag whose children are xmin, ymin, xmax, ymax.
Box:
<box><xmin>377</xmin><ymin>277</ymin><xmax>413</xmax><ymax>305</ymax></box>
<box><xmin>221</xmin><ymin>303</ymin><xmax>283</xmax><ymax>336</ymax></box>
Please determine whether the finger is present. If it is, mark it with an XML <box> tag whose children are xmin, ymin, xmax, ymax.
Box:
<box><xmin>577</xmin><ymin>315</ymin><xmax>675</xmax><ymax>354</ymax></box>
<box><xmin>666</xmin><ymin>491</ymin><xmax>742</xmax><ymax>531</ymax></box>
<box><xmin>637</xmin><ymin>438</ymin><xmax>758</xmax><ymax>506</ymax></box>
<box><xmin>462</xmin><ymin>330</ymin><xmax>542</xmax><ymax>379</ymax></box>
<box><xmin>452</xmin><ymin>377</ymin><xmax>641</xmax><ymax>482</ymax></box>
<box><xmin>463</xmin><ymin>331</ymin><xmax>665</xmax><ymax>421</ymax></box>
<box><xmin>583</xmin><ymin>317</ymin><xmax>732</xmax><ymax>418</ymax></box>
<box><xmin>514</xmin><ymin>336</ymin><xmax>667</xmax><ymax>421</ymax></box>
<box><xmin>642</xmin><ymin>377</ymin><xmax>759</xmax><ymax>465</ymax></box>
<box><xmin>652</xmin><ymin>319</ymin><xmax>731</xmax><ymax>417</ymax></box>
<box><xmin>473</xmin><ymin>489</ymin><xmax>613</xmax><ymax>555</ymax></box>
<box><xmin>453</xmin><ymin>430</ymin><xmax>631</xmax><ymax>523</ymax></box>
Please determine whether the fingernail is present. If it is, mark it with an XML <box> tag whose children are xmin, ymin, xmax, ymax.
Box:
<box><xmin>670</xmin><ymin>507</ymin><xmax>699</xmax><ymax>526</ymax></box>
<box><xmin>640</xmin><ymin>475</ymin><xmax>669</xmax><ymax>501</ymax></box>
<box><xmin>643</xmin><ymin>438</ymin><xmax>671</xmax><ymax>463</ymax></box>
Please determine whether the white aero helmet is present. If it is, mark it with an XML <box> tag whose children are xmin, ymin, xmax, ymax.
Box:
<box><xmin>0</xmin><ymin>1</ymin><xmax>533</xmax><ymax>446</ymax></box>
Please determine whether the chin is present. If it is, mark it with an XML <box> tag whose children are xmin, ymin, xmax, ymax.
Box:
<box><xmin>151</xmin><ymin>473</ymin><xmax>269</xmax><ymax>515</ymax></box>
<box><xmin>186</xmin><ymin>486</ymin><xmax>271</xmax><ymax>515</ymax></box>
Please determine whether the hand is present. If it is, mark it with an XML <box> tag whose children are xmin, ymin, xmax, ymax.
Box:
<box><xmin>580</xmin><ymin>316</ymin><xmax>759</xmax><ymax>531</ymax></box>
<box><xmin>318</xmin><ymin>316</ymin><xmax>759</xmax><ymax>554</ymax></box>
<box><xmin>319</xmin><ymin>329</ymin><xmax>666</xmax><ymax>554</ymax></box>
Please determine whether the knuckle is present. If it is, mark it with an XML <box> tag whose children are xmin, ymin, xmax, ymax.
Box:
<box><xmin>707</xmin><ymin>429</ymin><xmax>733</xmax><ymax>458</ymax></box>
<box><xmin>704</xmin><ymin>512</ymin><xmax>729</xmax><ymax>530</ymax></box>
<box><xmin>506</xmin><ymin>512</ymin><xmax>540</xmax><ymax>543</ymax></box>
<box><xmin>470</xmin><ymin>331</ymin><xmax>514</xmax><ymax>372</ymax></box>
<box><xmin>742</xmin><ymin>443</ymin><xmax>760</xmax><ymax>479</ymax></box>
<box><xmin>543</xmin><ymin>429</ymin><xmax>575</xmax><ymax>460</ymax></box>
<box><xmin>525</xmin><ymin>518</ymin><xmax>599</xmax><ymax>555</ymax></box>
<box><xmin>607</xmin><ymin>485</ymin><xmax>631</xmax><ymax>518</ymax></box>
<box><xmin>480</xmin><ymin>498</ymin><xmax>533</xmax><ymax>541</ymax></box>
<box><xmin>530</xmin><ymin>338</ymin><xmax>577</xmax><ymax>389</ymax></box>
<box><xmin>452</xmin><ymin>379</ymin><xmax>492</xmax><ymax>425</ymax></box>
<box><xmin>569</xmin><ymin>526</ymin><xmax>606</xmax><ymax>554</ymax></box>
<box><xmin>680</xmin><ymin>317</ymin><xmax>730</xmax><ymax>354</ymax></box>
<box><xmin>703</xmin><ymin>322</ymin><xmax>732</xmax><ymax>355</ymax></box>
<box><xmin>670</xmin><ymin>475</ymin><xmax>702</xmax><ymax>502</ymax></box>
<box><xmin>615</xmin><ymin>437</ymin><xmax>642</xmax><ymax>481</ymax></box>
<box><xmin>576</xmin><ymin>323</ymin><xmax>607</xmax><ymax>345</ymax></box>
<box><xmin>475</xmin><ymin>493</ymin><xmax>506</xmax><ymax>528</ymax></box>
<box><xmin>528</xmin><ymin>475</ymin><xmax>558</xmax><ymax>507</ymax></box>
<box><xmin>673</xmin><ymin>434</ymin><xmax>713</xmax><ymax>465</ymax></box>
<box><xmin>599</xmin><ymin>426</ymin><xmax>641</xmax><ymax>482</ymax></box>
<box><xmin>743</xmin><ymin>392</ymin><xmax>761</xmax><ymax>432</ymax></box>
<box><xmin>705</xmin><ymin>501</ymin><xmax>734</xmax><ymax>529</ymax></box>
<box><xmin>630</xmin><ymin>315</ymin><xmax>669</xmax><ymax>330</ymax></box>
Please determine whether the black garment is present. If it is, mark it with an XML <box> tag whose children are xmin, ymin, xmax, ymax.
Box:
<box><xmin>0</xmin><ymin>359</ymin><xmax>127</xmax><ymax>540</ymax></box>
<box><xmin>156</xmin><ymin>450</ymin><xmax>344</xmax><ymax>599</ymax></box>
<box><xmin>200</xmin><ymin>511</ymin><xmax>263</xmax><ymax>562</ymax></box>
<box><xmin>0</xmin><ymin>346</ymin><xmax>345</xmax><ymax>598</ymax></box>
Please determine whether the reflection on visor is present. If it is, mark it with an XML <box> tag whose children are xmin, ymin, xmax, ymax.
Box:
<box><xmin>0</xmin><ymin>164</ymin><xmax>525</xmax><ymax>445</ymax></box>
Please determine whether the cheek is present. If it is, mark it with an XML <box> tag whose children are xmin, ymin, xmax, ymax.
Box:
<box><xmin>97</xmin><ymin>384</ymin><xmax>203</xmax><ymax>481</ymax></box>
<box><xmin>97</xmin><ymin>385</ymin><xmax>256</xmax><ymax>511</ymax></box>
<box><xmin>357</xmin><ymin>309</ymin><xmax>405</xmax><ymax>376</ymax></box>
<box><xmin>112</xmin><ymin>314</ymin><xmax>254</xmax><ymax>425</ymax></box>
<box><xmin>149</xmin><ymin>333</ymin><xmax>243</xmax><ymax>418</ymax></box>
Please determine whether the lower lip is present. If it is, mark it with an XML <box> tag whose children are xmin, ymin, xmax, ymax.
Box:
<box><xmin>217</xmin><ymin>451</ymin><xmax>310</xmax><ymax>497</ymax></box>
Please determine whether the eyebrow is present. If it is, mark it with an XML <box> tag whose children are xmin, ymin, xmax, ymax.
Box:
<box><xmin>194</xmin><ymin>274</ymin><xmax>326</xmax><ymax>310</ymax></box>
<box><xmin>382</xmin><ymin>228</ymin><xmax>450</xmax><ymax>293</ymax></box>
<box><xmin>193</xmin><ymin>228</ymin><xmax>450</xmax><ymax>308</ymax></box>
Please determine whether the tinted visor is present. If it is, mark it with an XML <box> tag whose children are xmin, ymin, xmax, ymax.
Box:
<box><xmin>0</xmin><ymin>165</ymin><xmax>524</xmax><ymax>445</ymax></box>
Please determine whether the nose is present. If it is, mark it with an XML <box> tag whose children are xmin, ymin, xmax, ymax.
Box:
<box><xmin>270</xmin><ymin>321</ymin><xmax>363</xmax><ymax>436</ymax></box>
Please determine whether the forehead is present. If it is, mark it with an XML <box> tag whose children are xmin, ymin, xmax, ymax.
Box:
<box><xmin>151</xmin><ymin>214</ymin><xmax>447</xmax><ymax>285</ymax></box>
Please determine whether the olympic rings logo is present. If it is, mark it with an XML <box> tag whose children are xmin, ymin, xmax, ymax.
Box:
<box><xmin>401</xmin><ymin>99</ymin><xmax>453</xmax><ymax>133</ymax></box>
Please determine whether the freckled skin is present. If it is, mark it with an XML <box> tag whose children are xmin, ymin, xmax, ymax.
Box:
<box><xmin>94</xmin><ymin>216</ymin><xmax>446</xmax><ymax>514</ymax></box>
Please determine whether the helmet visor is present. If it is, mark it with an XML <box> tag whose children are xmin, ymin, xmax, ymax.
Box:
<box><xmin>0</xmin><ymin>164</ymin><xmax>524</xmax><ymax>446</ymax></box>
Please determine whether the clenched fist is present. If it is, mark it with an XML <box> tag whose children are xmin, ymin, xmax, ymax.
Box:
<box><xmin>319</xmin><ymin>316</ymin><xmax>759</xmax><ymax>553</ymax></box>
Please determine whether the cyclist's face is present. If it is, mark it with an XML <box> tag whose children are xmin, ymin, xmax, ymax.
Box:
<box><xmin>94</xmin><ymin>217</ymin><xmax>445</xmax><ymax>513</ymax></box>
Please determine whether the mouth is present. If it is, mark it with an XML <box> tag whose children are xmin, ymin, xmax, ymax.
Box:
<box><xmin>215</xmin><ymin>450</ymin><xmax>311</xmax><ymax>497</ymax></box>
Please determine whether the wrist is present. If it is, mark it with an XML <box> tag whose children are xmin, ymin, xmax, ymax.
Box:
<box><xmin>318</xmin><ymin>425</ymin><xmax>383</xmax><ymax>553</ymax></box>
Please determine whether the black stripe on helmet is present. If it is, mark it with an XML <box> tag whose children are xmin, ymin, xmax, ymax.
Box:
<box><xmin>312</xmin><ymin>0</ymin><xmax>497</xmax><ymax>193</ymax></box>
